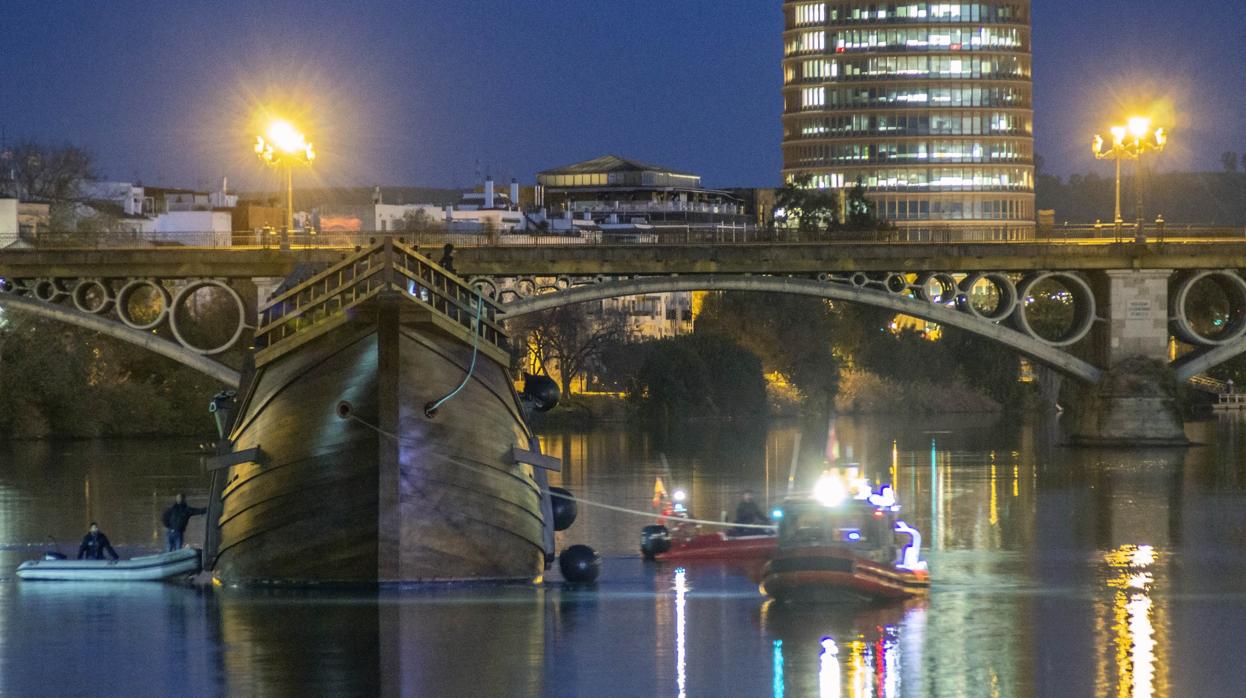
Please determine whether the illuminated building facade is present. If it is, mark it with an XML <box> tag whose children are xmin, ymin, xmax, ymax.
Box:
<box><xmin>782</xmin><ymin>2</ymin><xmax>1035</xmax><ymax>240</ymax></box>
<box><xmin>535</xmin><ymin>155</ymin><xmax>752</xmax><ymax>234</ymax></box>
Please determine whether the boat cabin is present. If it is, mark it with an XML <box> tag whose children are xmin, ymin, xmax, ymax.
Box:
<box><xmin>776</xmin><ymin>479</ymin><xmax>926</xmax><ymax>573</ymax></box>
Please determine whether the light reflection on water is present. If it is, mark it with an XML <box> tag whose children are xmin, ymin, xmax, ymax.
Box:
<box><xmin>2</xmin><ymin>414</ymin><xmax>1246</xmax><ymax>695</ymax></box>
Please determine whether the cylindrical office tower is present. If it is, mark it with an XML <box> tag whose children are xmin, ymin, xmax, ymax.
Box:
<box><xmin>782</xmin><ymin>2</ymin><xmax>1035</xmax><ymax>241</ymax></box>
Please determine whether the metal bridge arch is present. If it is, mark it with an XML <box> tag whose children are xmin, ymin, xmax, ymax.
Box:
<box><xmin>0</xmin><ymin>294</ymin><xmax>241</xmax><ymax>387</ymax></box>
<box><xmin>498</xmin><ymin>275</ymin><xmax>1104</xmax><ymax>384</ymax></box>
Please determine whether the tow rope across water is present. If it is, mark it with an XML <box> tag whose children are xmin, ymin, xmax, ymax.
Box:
<box><xmin>344</xmin><ymin>406</ymin><xmax>774</xmax><ymax>531</ymax></box>
<box><xmin>544</xmin><ymin>489</ymin><xmax>774</xmax><ymax>531</ymax></box>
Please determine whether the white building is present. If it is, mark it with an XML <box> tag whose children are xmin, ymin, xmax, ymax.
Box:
<box><xmin>149</xmin><ymin>210</ymin><xmax>232</xmax><ymax>247</ymax></box>
<box><xmin>588</xmin><ymin>293</ymin><xmax>694</xmax><ymax>339</ymax></box>
<box><xmin>0</xmin><ymin>199</ymin><xmax>17</xmax><ymax>248</ymax></box>
<box><xmin>79</xmin><ymin>180</ymin><xmax>234</xmax><ymax>245</ymax></box>
<box><xmin>83</xmin><ymin>181</ymin><xmax>146</xmax><ymax>216</ymax></box>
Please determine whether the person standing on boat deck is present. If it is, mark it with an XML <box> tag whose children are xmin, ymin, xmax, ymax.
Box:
<box><xmin>162</xmin><ymin>493</ymin><xmax>207</xmax><ymax>552</ymax></box>
<box><xmin>438</xmin><ymin>243</ymin><xmax>456</xmax><ymax>274</ymax></box>
<box><xmin>77</xmin><ymin>523</ymin><xmax>119</xmax><ymax>560</ymax></box>
<box><xmin>731</xmin><ymin>490</ymin><xmax>770</xmax><ymax>537</ymax></box>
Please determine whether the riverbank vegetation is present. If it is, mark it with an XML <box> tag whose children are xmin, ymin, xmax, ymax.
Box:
<box><xmin>0</xmin><ymin>314</ymin><xmax>223</xmax><ymax>439</ymax></box>
<box><xmin>514</xmin><ymin>291</ymin><xmax>1031</xmax><ymax>425</ymax></box>
<box><xmin>3</xmin><ymin>288</ymin><xmax>1030</xmax><ymax>438</ymax></box>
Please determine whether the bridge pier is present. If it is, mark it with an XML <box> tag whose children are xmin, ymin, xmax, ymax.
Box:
<box><xmin>1070</xmin><ymin>269</ymin><xmax>1187</xmax><ymax>446</ymax></box>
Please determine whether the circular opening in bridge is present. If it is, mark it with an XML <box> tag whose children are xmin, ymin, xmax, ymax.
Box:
<box><xmin>117</xmin><ymin>280</ymin><xmax>170</xmax><ymax>330</ymax></box>
<box><xmin>72</xmin><ymin>280</ymin><xmax>114</xmax><ymax>315</ymax></box>
<box><xmin>33</xmin><ymin>279</ymin><xmax>66</xmax><ymax>303</ymax></box>
<box><xmin>1012</xmin><ymin>273</ymin><xmax>1096</xmax><ymax>347</ymax></box>
<box><xmin>1173</xmin><ymin>272</ymin><xmax>1246</xmax><ymax>346</ymax></box>
<box><xmin>918</xmin><ymin>273</ymin><xmax>958</xmax><ymax>305</ymax></box>
<box><xmin>1020</xmin><ymin>280</ymin><xmax>1076</xmax><ymax>344</ymax></box>
<box><xmin>169</xmin><ymin>281</ymin><xmax>247</xmax><ymax>356</ymax></box>
<box><xmin>469</xmin><ymin>278</ymin><xmax>499</xmax><ymax>301</ymax></box>
<box><xmin>883</xmin><ymin>274</ymin><xmax>909</xmax><ymax>295</ymax></box>
<box><xmin>958</xmin><ymin>273</ymin><xmax>1017</xmax><ymax>322</ymax></box>
<box><xmin>1014</xmin><ymin>273</ymin><xmax>1095</xmax><ymax>347</ymax></box>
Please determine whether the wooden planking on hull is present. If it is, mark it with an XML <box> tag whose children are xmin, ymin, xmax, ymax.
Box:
<box><xmin>216</xmin><ymin>327</ymin><xmax>383</xmax><ymax>583</ymax></box>
<box><xmin>390</xmin><ymin>322</ymin><xmax>544</xmax><ymax>580</ymax></box>
<box><xmin>215</xmin><ymin>295</ymin><xmax>545</xmax><ymax>583</ymax></box>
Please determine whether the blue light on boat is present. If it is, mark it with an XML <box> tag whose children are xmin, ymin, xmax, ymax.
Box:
<box><xmin>771</xmin><ymin>509</ymin><xmax>783</xmax><ymax>520</ymax></box>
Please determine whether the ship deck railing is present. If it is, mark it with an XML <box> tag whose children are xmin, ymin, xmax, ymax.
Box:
<box><xmin>253</xmin><ymin>239</ymin><xmax>507</xmax><ymax>364</ymax></box>
<box><xmin>1213</xmin><ymin>393</ymin><xmax>1246</xmax><ymax>410</ymax></box>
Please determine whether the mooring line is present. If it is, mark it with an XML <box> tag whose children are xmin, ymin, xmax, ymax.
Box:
<box><xmin>346</xmin><ymin>412</ymin><xmax>774</xmax><ymax>531</ymax></box>
<box><xmin>543</xmin><ymin>490</ymin><xmax>774</xmax><ymax>531</ymax></box>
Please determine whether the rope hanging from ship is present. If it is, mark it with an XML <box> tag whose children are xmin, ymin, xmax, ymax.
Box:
<box><xmin>424</xmin><ymin>289</ymin><xmax>484</xmax><ymax>418</ymax></box>
<box><xmin>332</xmin><ymin>407</ymin><xmax>775</xmax><ymax>533</ymax></box>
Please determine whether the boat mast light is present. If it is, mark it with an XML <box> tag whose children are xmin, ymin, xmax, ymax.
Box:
<box><xmin>813</xmin><ymin>474</ymin><xmax>847</xmax><ymax>507</ymax></box>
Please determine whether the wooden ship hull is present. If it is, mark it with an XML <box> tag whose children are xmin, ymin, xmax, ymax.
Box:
<box><xmin>208</xmin><ymin>241</ymin><xmax>551</xmax><ymax>583</ymax></box>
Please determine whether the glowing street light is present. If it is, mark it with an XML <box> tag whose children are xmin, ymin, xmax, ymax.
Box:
<box><xmin>254</xmin><ymin>119</ymin><xmax>315</xmax><ymax>234</ymax></box>
<box><xmin>1092</xmin><ymin>116</ymin><xmax>1167</xmax><ymax>239</ymax></box>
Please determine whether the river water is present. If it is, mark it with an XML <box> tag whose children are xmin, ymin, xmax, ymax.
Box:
<box><xmin>2</xmin><ymin>414</ymin><xmax>1246</xmax><ymax>696</ymax></box>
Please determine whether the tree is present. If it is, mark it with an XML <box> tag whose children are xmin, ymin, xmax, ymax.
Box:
<box><xmin>0</xmin><ymin>141</ymin><xmax>97</xmax><ymax>202</ymax></box>
<box><xmin>629</xmin><ymin>334</ymin><xmax>767</xmax><ymax>421</ymax></box>
<box><xmin>1222</xmin><ymin>151</ymin><xmax>1240</xmax><ymax>173</ymax></box>
<box><xmin>843</xmin><ymin>177</ymin><xmax>875</xmax><ymax>230</ymax></box>
<box><xmin>695</xmin><ymin>292</ymin><xmax>842</xmax><ymax>414</ymax></box>
<box><xmin>0</xmin><ymin>312</ymin><xmax>224</xmax><ymax>438</ymax></box>
<box><xmin>400</xmin><ymin>208</ymin><xmax>438</xmax><ymax>232</ymax></box>
<box><xmin>775</xmin><ymin>174</ymin><xmax>839</xmax><ymax>235</ymax></box>
<box><xmin>510</xmin><ymin>305</ymin><xmax>630</xmax><ymax>398</ymax></box>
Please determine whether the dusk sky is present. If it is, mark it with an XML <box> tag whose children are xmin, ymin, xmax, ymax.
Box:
<box><xmin>2</xmin><ymin>1</ymin><xmax>1243</xmax><ymax>191</ymax></box>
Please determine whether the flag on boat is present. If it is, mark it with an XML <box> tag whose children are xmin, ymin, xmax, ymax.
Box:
<box><xmin>826</xmin><ymin>419</ymin><xmax>841</xmax><ymax>463</ymax></box>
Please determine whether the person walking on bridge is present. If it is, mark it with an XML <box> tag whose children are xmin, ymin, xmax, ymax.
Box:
<box><xmin>162</xmin><ymin>493</ymin><xmax>207</xmax><ymax>552</ymax></box>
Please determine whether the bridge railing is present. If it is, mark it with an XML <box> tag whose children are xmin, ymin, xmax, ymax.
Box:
<box><xmin>253</xmin><ymin>240</ymin><xmax>508</xmax><ymax>361</ymax></box>
<box><xmin>16</xmin><ymin>224</ymin><xmax>1246</xmax><ymax>250</ymax></box>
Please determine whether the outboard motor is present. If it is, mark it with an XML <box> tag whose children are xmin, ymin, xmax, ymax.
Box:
<box><xmin>208</xmin><ymin>390</ymin><xmax>238</xmax><ymax>440</ymax></box>
<box><xmin>640</xmin><ymin>525</ymin><xmax>671</xmax><ymax>560</ymax></box>
<box><xmin>520</xmin><ymin>373</ymin><xmax>560</xmax><ymax>414</ymax></box>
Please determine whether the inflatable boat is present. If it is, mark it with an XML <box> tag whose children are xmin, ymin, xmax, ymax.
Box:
<box><xmin>16</xmin><ymin>547</ymin><xmax>202</xmax><ymax>582</ymax></box>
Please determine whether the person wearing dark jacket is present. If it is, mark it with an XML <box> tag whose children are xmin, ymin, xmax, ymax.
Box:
<box><xmin>731</xmin><ymin>490</ymin><xmax>771</xmax><ymax>537</ymax></box>
<box><xmin>162</xmin><ymin>493</ymin><xmax>207</xmax><ymax>552</ymax></box>
<box><xmin>437</xmin><ymin>243</ymin><xmax>456</xmax><ymax>273</ymax></box>
<box><xmin>77</xmin><ymin>522</ymin><xmax>119</xmax><ymax>560</ymax></box>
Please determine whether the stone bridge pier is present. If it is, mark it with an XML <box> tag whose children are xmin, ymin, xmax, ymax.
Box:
<box><xmin>1071</xmin><ymin>269</ymin><xmax>1186</xmax><ymax>446</ymax></box>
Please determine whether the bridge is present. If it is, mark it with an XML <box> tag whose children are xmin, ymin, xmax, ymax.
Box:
<box><xmin>4</xmin><ymin>236</ymin><xmax>1246</xmax><ymax>444</ymax></box>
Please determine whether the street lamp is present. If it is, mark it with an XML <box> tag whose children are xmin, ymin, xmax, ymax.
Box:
<box><xmin>1092</xmin><ymin>116</ymin><xmax>1166</xmax><ymax>239</ymax></box>
<box><xmin>255</xmin><ymin>119</ymin><xmax>315</xmax><ymax>235</ymax></box>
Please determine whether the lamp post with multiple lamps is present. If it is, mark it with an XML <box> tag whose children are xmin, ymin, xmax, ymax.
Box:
<box><xmin>1092</xmin><ymin>117</ymin><xmax>1166</xmax><ymax>240</ymax></box>
<box><xmin>254</xmin><ymin>120</ymin><xmax>315</xmax><ymax>244</ymax></box>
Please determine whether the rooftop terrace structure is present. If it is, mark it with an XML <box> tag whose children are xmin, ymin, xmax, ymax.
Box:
<box><xmin>535</xmin><ymin>155</ymin><xmax>751</xmax><ymax>235</ymax></box>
